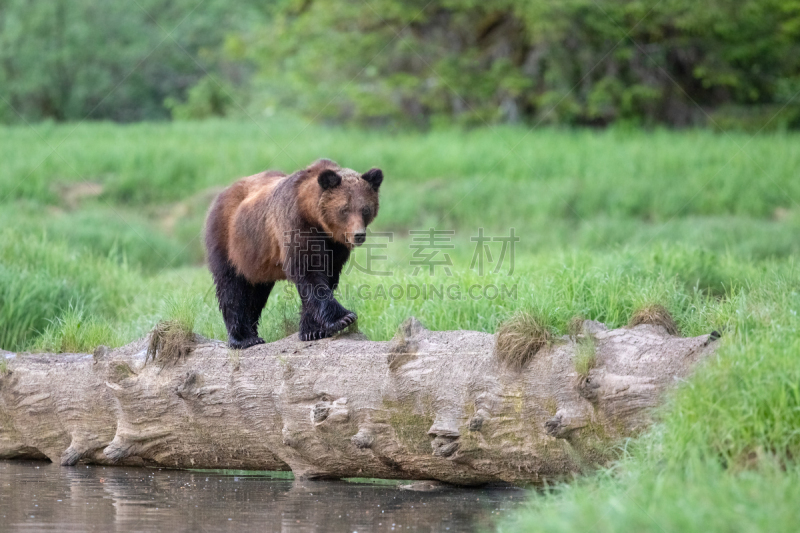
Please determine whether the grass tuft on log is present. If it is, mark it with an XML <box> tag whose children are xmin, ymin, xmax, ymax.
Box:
<box><xmin>629</xmin><ymin>304</ymin><xmax>679</xmax><ymax>336</ymax></box>
<box><xmin>495</xmin><ymin>310</ymin><xmax>556</xmax><ymax>370</ymax></box>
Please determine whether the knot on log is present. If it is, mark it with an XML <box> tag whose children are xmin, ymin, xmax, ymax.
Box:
<box><xmin>312</xmin><ymin>403</ymin><xmax>330</xmax><ymax>423</ymax></box>
<box><xmin>705</xmin><ymin>329</ymin><xmax>722</xmax><ymax>346</ymax></box>
<box><xmin>398</xmin><ymin>316</ymin><xmax>426</xmax><ymax>339</ymax></box>
<box><xmin>428</xmin><ymin>420</ymin><xmax>461</xmax><ymax>457</ymax></box>
<box><xmin>579</xmin><ymin>372</ymin><xmax>601</xmax><ymax>401</ymax></box>
<box><xmin>60</xmin><ymin>443</ymin><xmax>84</xmax><ymax>466</ymax></box>
<box><xmin>468</xmin><ymin>407</ymin><xmax>490</xmax><ymax>432</ymax></box>
<box><xmin>468</xmin><ymin>415</ymin><xmax>484</xmax><ymax>432</ymax></box>
<box><xmin>311</xmin><ymin>397</ymin><xmax>349</xmax><ymax>425</ymax></box>
<box><xmin>351</xmin><ymin>428</ymin><xmax>375</xmax><ymax>449</ymax></box>
<box><xmin>431</xmin><ymin>436</ymin><xmax>460</xmax><ymax>457</ymax></box>
<box><xmin>544</xmin><ymin>415</ymin><xmax>563</xmax><ymax>437</ymax></box>
<box><xmin>387</xmin><ymin>317</ymin><xmax>426</xmax><ymax>370</ymax></box>
<box><xmin>544</xmin><ymin>410</ymin><xmax>589</xmax><ymax>439</ymax></box>
<box><xmin>103</xmin><ymin>436</ymin><xmax>133</xmax><ymax>463</ymax></box>
<box><xmin>175</xmin><ymin>371</ymin><xmax>200</xmax><ymax>399</ymax></box>
<box><xmin>93</xmin><ymin>345</ymin><xmax>110</xmax><ymax>364</ymax></box>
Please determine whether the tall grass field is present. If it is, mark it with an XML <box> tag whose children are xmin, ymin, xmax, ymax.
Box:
<box><xmin>1</xmin><ymin>116</ymin><xmax>799</xmax><ymax>532</ymax></box>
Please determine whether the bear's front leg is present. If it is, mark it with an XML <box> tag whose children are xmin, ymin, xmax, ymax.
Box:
<box><xmin>298</xmin><ymin>307</ymin><xmax>331</xmax><ymax>341</ymax></box>
<box><xmin>295</xmin><ymin>278</ymin><xmax>356</xmax><ymax>341</ymax></box>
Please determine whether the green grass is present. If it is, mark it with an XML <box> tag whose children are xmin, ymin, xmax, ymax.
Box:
<box><xmin>2</xmin><ymin>120</ymin><xmax>799</xmax><ymax>221</ymax></box>
<box><xmin>573</xmin><ymin>334</ymin><xmax>597</xmax><ymax>378</ymax></box>
<box><xmin>0</xmin><ymin>228</ymin><xmax>139</xmax><ymax>350</ymax></box>
<box><xmin>1</xmin><ymin>230</ymin><xmax>756</xmax><ymax>351</ymax></box>
<box><xmin>2</xmin><ymin>119</ymin><xmax>800</xmax><ymax>263</ymax></box>
<box><xmin>1</xmin><ymin>116</ymin><xmax>799</xmax><ymax>531</ymax></box>
<box><xmin>501</xmin><ymin>462</ymin><xmax>800</xmax><ymax>533</ymax></box>
<box><xmin>33</xmin><ymin>305</ymin><xmax>120</xmax><ymax>354</ymax></box>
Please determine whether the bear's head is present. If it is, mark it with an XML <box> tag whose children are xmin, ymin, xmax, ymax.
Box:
<box><xmin>305</xmin><ymin>159</ymin><xmax>383</xmax><ymax>249</ymax></box>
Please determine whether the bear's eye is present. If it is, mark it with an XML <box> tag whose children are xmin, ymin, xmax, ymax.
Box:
<box><xmin>361</xmin><ymin>207</ymin><xmax>371</xmax><ymax>218</ymax></box>
<box><xmin>339</xmin><ymin>206</ymin><xmax>349</xmax><ymax>217</ymax></box>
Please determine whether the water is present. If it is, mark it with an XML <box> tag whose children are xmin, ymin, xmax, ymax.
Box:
<box><xmin>0</xmin><ymin>461</ymin><xmax>526</xmax><ymax>532</ymax></box>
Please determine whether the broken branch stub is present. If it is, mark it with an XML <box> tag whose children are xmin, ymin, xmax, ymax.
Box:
<box><xmin>0</xmin><ymin>318</ymin><xmax>718</xmax><ymax>484</ymax></box>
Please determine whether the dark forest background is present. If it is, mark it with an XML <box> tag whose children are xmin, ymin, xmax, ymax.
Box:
<box><xmin>1</xmin><ymin>0</ymin><xmax>799</xmax><ymax>129</ymax></box>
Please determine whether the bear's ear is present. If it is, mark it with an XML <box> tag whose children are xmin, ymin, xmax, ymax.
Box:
<box><xmin>318</xmin><ymin>169</ymin><xmax>342</xmax><ymax>190</ymax></box>
<box><xmin>361</xmin><ymin>168</ymin><xmax>383</xmax><ymax>191</ymax></box>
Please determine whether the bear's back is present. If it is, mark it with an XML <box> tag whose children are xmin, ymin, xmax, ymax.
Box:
<box><xmin>225</xmin><ymin>171</ymin><xmax>293</xmax><ymax>283</ymax></box>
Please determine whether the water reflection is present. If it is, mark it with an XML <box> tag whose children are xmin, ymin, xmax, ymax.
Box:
<box><xmin>0</xmin><ymin>461</ymin><xmax>526</xmax><ymax>532</ymax></box>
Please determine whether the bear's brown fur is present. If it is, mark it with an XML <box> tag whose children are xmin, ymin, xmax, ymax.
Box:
<box><xmin>205</xmin><ymin>159</ymin><xmax>383</xmax><ymax>347</ymax></box>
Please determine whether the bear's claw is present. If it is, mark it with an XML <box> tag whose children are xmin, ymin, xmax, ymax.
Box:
<box><xmin>327</xmin><ymin>311</ymin><xmax>357</xmax><ymax>334</ymax></box>
<box><xmin>299</xmin><ymin>330</ymin><xmax>331</xmax><ymax>342</ymax></box>
<box><xmin>298</xmin><ymin>312</ymin><xmax>357</xmax><ymax>341</ymax></box>
<box><xmin>229</xmin><ymin>337</ymin><xmax>265</xmax><ymax>350</ymax></box>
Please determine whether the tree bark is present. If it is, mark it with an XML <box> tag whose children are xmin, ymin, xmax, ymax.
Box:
<box><xmin>0</xmin><ymin>319</ymin><xmax>718</xmax><ymax>485</ymax></box>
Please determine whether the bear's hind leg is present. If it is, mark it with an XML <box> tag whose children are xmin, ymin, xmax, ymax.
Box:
<box><xmin>213</xmin><ymin>260</ymin><xmax>266</xmax><ymax>350</ymax></box>
<box><xmin>247</xmin><ymin>282</ymin><xmax>274</xmax><ymax>341</ymax></box>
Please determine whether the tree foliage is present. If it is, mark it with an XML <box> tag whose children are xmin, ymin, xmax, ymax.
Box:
<box><xmin>0</xmin><ymin>0</ymin><xmax>263</xmax><ymax>122</ymax></box>
<box><xmin>247</xmin><ymin>0</ymin><xmax>800</xmax><ymax>128</ymax></box>
<box><xmin>1</xmin><ymin>0</ymin><xmax>799</xmax><ymax>128</ymax></box>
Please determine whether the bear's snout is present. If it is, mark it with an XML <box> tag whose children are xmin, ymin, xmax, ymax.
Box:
<box><xmin>354</xmin><ymin>231</ymin><xmax>367</xmax><ymax>245</ymax></box>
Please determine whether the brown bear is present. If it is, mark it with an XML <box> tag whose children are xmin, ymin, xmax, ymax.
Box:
<box><xmin>204</xmin><ymin>159</ymin><xmax>383</xmax><ymax>348</ymax></box>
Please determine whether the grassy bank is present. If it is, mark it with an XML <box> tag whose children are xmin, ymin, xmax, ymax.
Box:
<box><xmin>2</xmin><ymin>118</ymin><xmax>800</xmax><ymax>266</ymax></box>
<box><xmin>501</xmin><ymin>275</ymin><xmax>800</xmax><ymax>532</ymax></box>
<box><xmin>1</xmin><ymin>117</ymin><xmax>799</xmax><ymax>531</ymax></box>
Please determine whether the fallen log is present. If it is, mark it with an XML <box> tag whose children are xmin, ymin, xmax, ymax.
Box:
<box><xmin>0</xmin><ymin>318</ymin><xmax>718</xmax><ymax>485</ymax></box>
